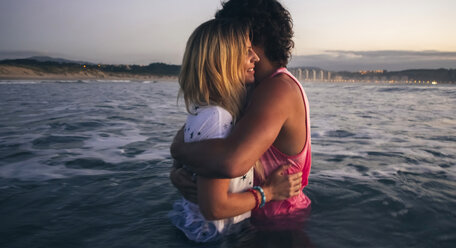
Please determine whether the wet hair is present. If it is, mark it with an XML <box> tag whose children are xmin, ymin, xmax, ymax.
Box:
<box><xmin>215</xmin><ymin>0</ymin><xmax>294</xmax><ymax>67</ymax></box>
<box><xmin>179</xmin><ymin>19</ymin><xmax>249</xmax><ymax>119</ymax></box>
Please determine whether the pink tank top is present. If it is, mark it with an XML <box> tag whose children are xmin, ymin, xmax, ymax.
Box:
<box><xmin>252</xmin><ymin>68</ymin><xmax>312</xmax><ymax>222</ymax></box>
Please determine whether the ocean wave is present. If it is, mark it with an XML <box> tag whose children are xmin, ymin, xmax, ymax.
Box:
<box><xmin>0</xmin><ymin>80</ymin><xmax>40</xmax><ymax>84</ymax></box>
<box><xmin>32</xmin><ymin>135</ymin><xmax>89</xmax><ymax>149</ymax></box>
<box><xmin>311</xmin><ymin>161</ymin><xmax>455</xmax><ymax>182</ymax></box>
<box><xmin>0</xmin><ymin>160</ymin><xmax>119</xmax><ymax>181</ymax></box>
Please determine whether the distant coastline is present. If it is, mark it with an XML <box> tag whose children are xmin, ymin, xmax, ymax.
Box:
<box><xmin>0</xmin><ymin>57</ymin><xmax>179</xmax><ymax>81</ymax></box>
<box><xmin>1</xmin><ymin>56</ymin><xmax>454</xmax><ymax>84</ymax></box>
<box><xmin>0</xmin><ymin>65</ymin><xmax>178</xmax><ymax>81</ymax></box>
<box><xmin>289</xmin><ymin>67</ymin><xmax>456</xmax><ymax>84</ymax></box>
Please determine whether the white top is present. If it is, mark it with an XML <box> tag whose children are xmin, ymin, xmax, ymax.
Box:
<box><xmin>168</xmin><ymin>105</ymin><xmax>254</xmax><ymax>242</ymax></box>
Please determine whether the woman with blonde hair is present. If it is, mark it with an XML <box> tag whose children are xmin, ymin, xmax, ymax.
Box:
<box><xmin>168</xmin><ymin>19</ymin><xmax>302</xmax><ymax>242</ymax></box>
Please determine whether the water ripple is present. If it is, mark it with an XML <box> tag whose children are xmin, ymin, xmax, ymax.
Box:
<box><xmin>1</xmin><ymin>81</ymin><xmax>455</xmax><ymax>247</ymax></box>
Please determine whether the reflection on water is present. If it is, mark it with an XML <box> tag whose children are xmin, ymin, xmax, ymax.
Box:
<box><xmin>0</xmin><ymin>81</ymin><xmax>455</xmax><ymax>247</ymax></box>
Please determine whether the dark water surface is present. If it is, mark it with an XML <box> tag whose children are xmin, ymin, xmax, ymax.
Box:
<box><xmin>1</xmin><ymin>80</ymin><xmax>455</xmax><ymax>247</ymax></box>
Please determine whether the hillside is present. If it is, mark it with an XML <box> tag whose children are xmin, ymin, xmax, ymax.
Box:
<box><xmin>0</xmin><ymin>58</ymin><xmax>180</xmax><ymax>80</ymax></box>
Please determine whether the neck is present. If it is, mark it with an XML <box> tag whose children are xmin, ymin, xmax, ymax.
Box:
<box><xmin>256</xmin><ymin>60</ymin><xmax>282</xmax><ymax>83</ymax></box>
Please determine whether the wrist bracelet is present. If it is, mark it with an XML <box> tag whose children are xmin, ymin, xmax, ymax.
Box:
<box><xmin>253</xmin><ymin>186</ymin><xmax>266</xmax><ymax>208</ymax></box>
<box><xmin>247</xmin><ymin>188</ymin><xmax>259</xmax><ymax>209</ymax></box>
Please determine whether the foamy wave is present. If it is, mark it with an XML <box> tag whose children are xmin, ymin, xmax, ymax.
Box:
<box><xmin>311</xmin><ymin>162</ymin><xmax>454</xmax><ymax>181</ymax></box>
<box><xmin>0</xmin><ymin>80</ymin><xmax>40</xmax><ymax>84</ymax></box>
<box><xmin>0</xmin><ymin>160</ymin><xmax>118</xmax><ymax>181</ymax></box>
<box><xmin>95</xmin><ymin>79</ymin><xmax>133</xmax><ymax>83</ymax></box>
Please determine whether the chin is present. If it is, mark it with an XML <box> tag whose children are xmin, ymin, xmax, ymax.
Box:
<box><xmin>245</xmin><ymin>78</ymin><xmax>255</xmax><ymax>84</ymax></box>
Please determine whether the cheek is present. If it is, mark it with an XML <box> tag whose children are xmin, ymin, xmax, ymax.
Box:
<box><xmin>245</xmin><ymin>59</ymin><xmax>251</xmax><ymax>68</ymax></box>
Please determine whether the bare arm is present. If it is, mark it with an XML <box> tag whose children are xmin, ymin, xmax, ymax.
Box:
<box><xmin>198</xmin><ymin>165</ymin><xmax>302</xmax><ymax>220</ymax></box>
<box><xmin>169</xmin><ymin>160</ymin><xmax>197</xmax><ymax>203</ymax></box>
<box><xmin>171</xmin><ymin>75</ymin><xmax>299</xmax><ymax>178</ymax></box>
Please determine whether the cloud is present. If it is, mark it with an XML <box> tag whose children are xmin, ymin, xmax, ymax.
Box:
<box><xmin>326</xmin><ymin>50</ymin><xmax>456</xmax><ymax>58</ymax></box>
<box><xmin>290</xmin><ymin>50</ymin><xmax>456</xmax><ymax>71</ymax></box>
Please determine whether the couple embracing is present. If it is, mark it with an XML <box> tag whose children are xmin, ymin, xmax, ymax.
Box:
<box><xmin>168</xmin><ymin>0</ymin><xmax>311</xmax><ymax>242</ymax></box>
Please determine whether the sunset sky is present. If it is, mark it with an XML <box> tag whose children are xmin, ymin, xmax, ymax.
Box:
<box><xmin>1</xmin><ymin>0</ymin><xmax>455</xmax><ymax>71</ymax></box>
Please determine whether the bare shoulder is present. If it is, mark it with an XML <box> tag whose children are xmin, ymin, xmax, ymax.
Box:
<box><xmin>252</xmin><ymin>73</ymin><xmax>301</xmax><ymax>105</ymax></box>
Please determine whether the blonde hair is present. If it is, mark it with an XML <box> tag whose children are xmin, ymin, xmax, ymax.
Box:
<box><xmin>179</xmin><ymin>19</ymin><xmax>249</xmax><ymax>119</ymax></box>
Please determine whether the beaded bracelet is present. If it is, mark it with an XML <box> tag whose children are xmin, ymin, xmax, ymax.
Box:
<box><xmin>253</xmin><ymin>186</ymin><xmax>266</xmax><ymax>208</ymax></box>
<box><xmin>247</xmin><ymin>188</ymin><xmax>259</xmax><ymax>209</ymax></box>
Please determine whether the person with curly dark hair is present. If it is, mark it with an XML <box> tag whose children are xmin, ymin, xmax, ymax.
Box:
<box><xmin>170</xmin><ymin>0</ymin><xmax>312</xmax><ymax>228</ymax></box>
<box><xmin>215</xmin><ymin>0</ymin><xmax>295</xmax><ymax>73</ymax></box>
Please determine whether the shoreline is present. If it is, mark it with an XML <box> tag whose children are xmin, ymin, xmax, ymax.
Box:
<box><xmin>0</xmin><ymin>65</ymin><xmax>178</xmax><ymax>82</ymax></box>
<box><xmin>0</xmin><ymin>75</ymin><xmax>178</xmax><ymax>82</ymax></box>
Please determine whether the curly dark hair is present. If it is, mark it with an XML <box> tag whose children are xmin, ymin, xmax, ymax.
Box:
<box><xmin>215</xmin><ymin>0</ymin><xmax>294</xmax><ymax>67</ymax></box>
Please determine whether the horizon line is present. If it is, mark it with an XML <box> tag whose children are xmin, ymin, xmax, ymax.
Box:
<box><xmin>1</xmin><ymin>49</ymin><xmax>456</xmax><ymax>72</ymax></box>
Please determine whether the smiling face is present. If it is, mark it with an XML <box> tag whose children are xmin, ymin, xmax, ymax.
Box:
<box><xmin>243</xmin><ymin>39</ymin><xmax>260</xmax><ymax>84</ymax></box>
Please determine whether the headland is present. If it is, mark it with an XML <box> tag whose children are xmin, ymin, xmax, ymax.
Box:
<box><xmin>0</xmin><ymin>57</ymin><xmax>179</xmax><ymax>81</ymax></box>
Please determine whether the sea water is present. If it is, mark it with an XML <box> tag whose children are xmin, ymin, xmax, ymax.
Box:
<box><xmin>0</xmin><ymin>80</ymin><xmax>455</xmax><ymax>247</ymax></box>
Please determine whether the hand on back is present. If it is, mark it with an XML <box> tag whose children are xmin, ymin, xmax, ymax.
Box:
<box><xmin>263</xmin><ymin>165</ymin><xmax>302</xmax><ymax>201</ymax></box>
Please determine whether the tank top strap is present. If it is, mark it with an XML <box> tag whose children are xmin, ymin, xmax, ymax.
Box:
<box><xmin>269</xmin><ymin>68</ymin><xmax>302</xmax><ymax>93</ymax></box>
<box><xmin>268</xmin><ymin>67</ymin><xmax>311</xmax><ymax>137</ymax></box>
<box><xmin>269</xmin><ymin>67</ymin><xmax>289</xmax><ymax>78</ymax></box>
